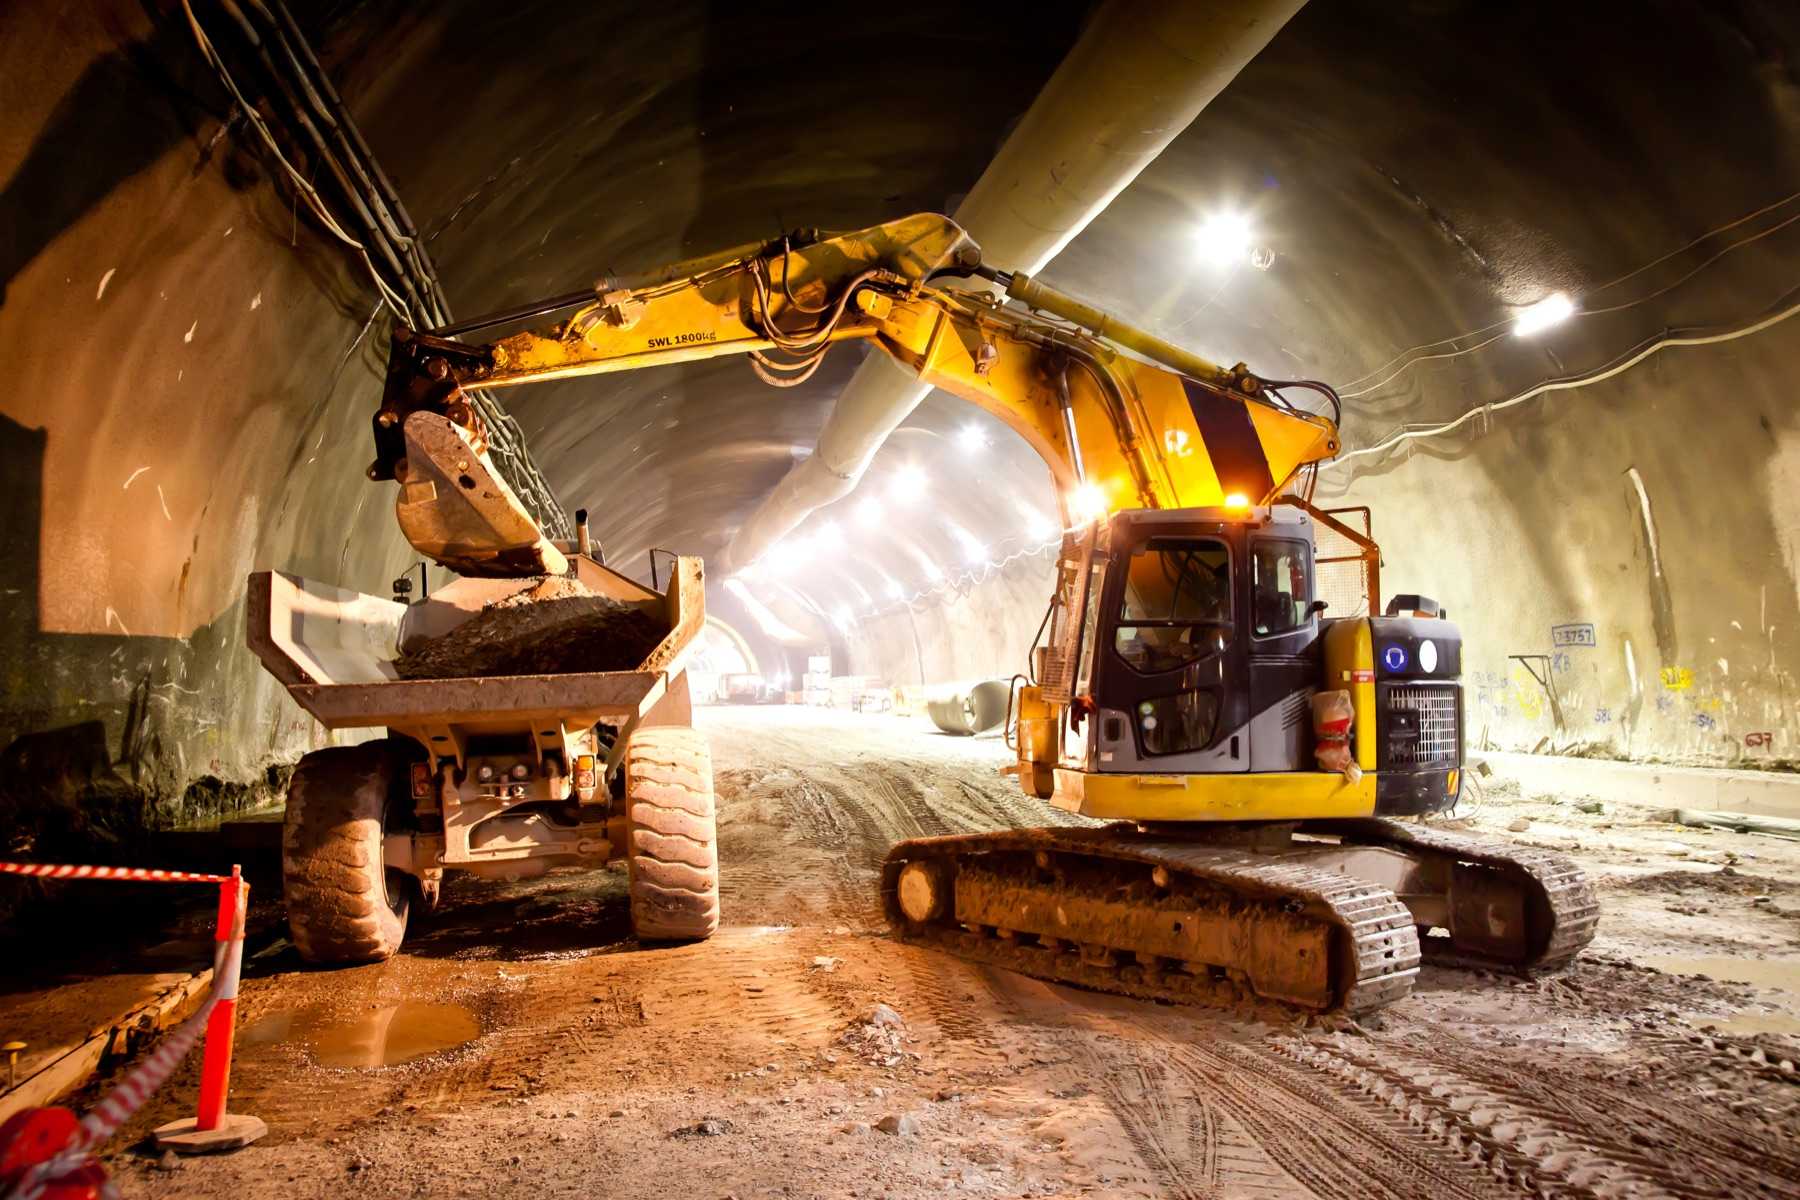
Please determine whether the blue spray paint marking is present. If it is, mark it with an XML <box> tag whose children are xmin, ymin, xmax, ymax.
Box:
<box><xmin>1382</xmin><ymin>645</ymin><xmax>1408</xmax><ymax>672</ymax></box>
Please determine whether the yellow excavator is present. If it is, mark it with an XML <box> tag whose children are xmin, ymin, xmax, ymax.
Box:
<box><xmin>371</xmin><ymin>213</ymin><xmax>1597</xmax><ymax>1013</ymax></box>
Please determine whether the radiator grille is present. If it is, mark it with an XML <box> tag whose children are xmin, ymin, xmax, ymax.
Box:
<box><xmin>1386</xmin><ymin>684</ymin><xmax>1459</xmax><ymax>767</ymax></box>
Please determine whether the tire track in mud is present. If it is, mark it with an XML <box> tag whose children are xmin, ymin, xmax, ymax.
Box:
<box><xmin>892</xmin><ymin>943</ymin><xmax>1017</xmax><ymax>1065</ymax></box>
<box><xmin>982</xmin><ymin>978</ymin><xmax>1328</xmax><ymax>1199</ymax></box>
<box><xmin>1276</xmin><ymin>1033</ymin><xmax>1800</xmax><ymax>1200</ymax></box>
<box><xmin>1417</xmin><ymin>1035</ymin><xmax>1799</xmax><ymax>1196</ymax></box>
<box><xmin>1165</xmin><ymin>1036</ymin><xmax>1517</xmax><ymax>1200</ymax></box>
<box><xmin>1071</xmin><ymin>1035</ymin><xmax>1312</xmax><ymax>1200</ymax></box>
<box><xmin>990</xmin><ymin>977</ymin><xmax>1517</xmax><ymax>1200</ymax></box>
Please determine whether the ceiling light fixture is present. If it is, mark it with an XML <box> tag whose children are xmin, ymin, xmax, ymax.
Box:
<box><xmin>1194</xmin><ymin>210</ymin><xmax>1254</xmax><ymax>267</ymax></box>
<box><xmin>1513</xmin><ymin>292</ymin><xmax>1576</xmax><ymax>337</ymax></box>
<box><xmin>889</xmin><ymin>463</ymin><xmax>928</xmax><ymax>505</ymax></box>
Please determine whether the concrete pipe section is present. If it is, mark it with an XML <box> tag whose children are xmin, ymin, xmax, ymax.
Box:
<box><xmin>924</xmin><ymin>680</ymin><xmax>1015</xmax><ymax>737</ymax></box>
<box><xmin>3</xmin><ymin>1</ymin><xmax>1800</xmax><ymax>1197</ymax></box>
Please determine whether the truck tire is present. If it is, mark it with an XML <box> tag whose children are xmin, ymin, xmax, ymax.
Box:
<box><xmin>623</xmin><ymin>727</ymin><xmax>719</xmax><ymax>941</ymax></box>
<box><xmin>283</xmin><ymin>744</ymin><xmax>410</xmax><ymax>964</ymax></box>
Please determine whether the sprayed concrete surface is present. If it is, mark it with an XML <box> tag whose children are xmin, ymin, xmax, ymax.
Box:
<box><xmin>42</xmin><ymin>707</ymin><xmax>1798</xmax><ymax>1197</ymax></box>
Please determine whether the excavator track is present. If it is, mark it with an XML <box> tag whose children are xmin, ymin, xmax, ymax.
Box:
<box><xmin>1302</xmin><ymin>818</ymin><xmax>1600</xmax><ymax>974</ymax></box>
<box><xmin>881</xmin><ymin>825</ymin><xmax>1421</xmax><ymax>1015</ymax></box>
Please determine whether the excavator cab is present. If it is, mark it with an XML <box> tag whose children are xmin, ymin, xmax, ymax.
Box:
<box><xmin>1079</xmin><ymin>504</ymin><xmax>1327</xmax><ymax>779</ymax></box>
<box><xmin>1029</xmin><ymin>502</ymin><xmax>1467</xmax><ymax>824</ymax></box>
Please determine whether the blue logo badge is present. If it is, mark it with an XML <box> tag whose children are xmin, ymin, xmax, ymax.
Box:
<box><xmin>1382</xmin><ymin>644</ymin><xmax>1408</xmax><ymax>672</ymax></box>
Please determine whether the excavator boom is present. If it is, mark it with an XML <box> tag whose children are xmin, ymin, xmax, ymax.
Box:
<box><xmin>373</xmin><ymin>213</ymin><xmax>1337</xmax><ymax>576</ymax></box>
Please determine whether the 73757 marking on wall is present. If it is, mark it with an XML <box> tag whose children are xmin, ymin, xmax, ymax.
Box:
<box><xmin>1552</xmin><ymin>623</ymin><xmax>1596</xmax><ymax>647</ymax></box>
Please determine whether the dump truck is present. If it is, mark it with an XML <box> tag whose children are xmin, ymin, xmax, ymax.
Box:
<box><xmin>247</xmin><ymin>542</ymin><xmax>715</xmax><ymax>963</ymax></box>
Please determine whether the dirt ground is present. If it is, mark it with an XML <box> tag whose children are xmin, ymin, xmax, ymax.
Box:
<box><xmin>75</xmin><ymin>707</ymin><xmax>1800</xmax><ymax>1198</ymax></box>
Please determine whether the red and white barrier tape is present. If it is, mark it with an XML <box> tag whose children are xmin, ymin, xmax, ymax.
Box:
<box><xmin>2</xmin><ymin>863</ymin><xmax>247</xmax><ymax>1200</ymax></box>
<box><xmin>0</xmin><ymin>863</ymin><xmax>231</xmax><ymax>885</ymax></box>
<box><xmin>5</xmin><ymin>987</ymin><xmax>223</xmax><ymax>1200</ymax></box>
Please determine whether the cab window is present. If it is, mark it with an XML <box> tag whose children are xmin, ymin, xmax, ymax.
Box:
<box><xmin>1252</xmin><ymin>539</ymin><xmax>1312</xmax><ymax>637</ymax></box>
<box><xmin>1113</xmin><ymin>537</ymin><xmax>1230</xmax><ymax>673</ymax></box>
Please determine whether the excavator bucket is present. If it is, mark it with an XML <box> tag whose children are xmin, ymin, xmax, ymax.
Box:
<box><xmin>392</xmin><ymin>412</ymin><xmax>568</xmax><ymax>578</ymax></box>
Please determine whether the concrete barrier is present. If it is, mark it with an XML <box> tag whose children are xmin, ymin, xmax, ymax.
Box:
<box><xmin>1482</xmin><ymin>751</ymin><xmax>1800</xmax><ymax>821</ymax></box>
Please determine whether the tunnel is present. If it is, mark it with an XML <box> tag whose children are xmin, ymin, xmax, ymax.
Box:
<box><xmin>1</xmin><ymin>1</ymin><xmax>1797</xmax><ymax>1195</ymax></box>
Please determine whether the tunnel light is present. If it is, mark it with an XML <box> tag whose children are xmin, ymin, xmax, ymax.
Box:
<box><xmin>1194</xmin><ymin>211</ymin><xmax>1254</xmax><ymax>267</ymax></box>
<box><xmin>956</xmin><ymin>425</ymin><xmax>988</xmax><ymax>454</ymax></box>
<box><xmin>1069</xmin><ymin>482</ymin><xmax>1110</xmax><ymax>523</ymax></box>
<box><xmin>889</xmin><ymin>463</ymin><xmax>928</xmax><ymax>505</ymax></box>
<box><xmin>1513</xmin><ymin>292</ymin><xmax>1575</xmax><ymax>337</ymax></box>
<box><xmin>1223</xmin><ymin>492</ymin><xmax>1250</xmax><ymax>510</ymax></box>
<box><xmin>813</xmin><ymin>521</ymin><xmax>844</xmax><ymax>551</ymax></box>
<box><xmin>951</xmin><ymin>527</ymin><xmax>987</xmax><ymax>564</ymax></box>
<box><xmin>1024</xmin><ymin>512</ymin><xmax>1059</xmax><ymax>542</ymax></box>
<box><xmin>855</xmin><ymin>497</ymin><xmax>881</xmax><ymax>528</ymax></box>
<box><xmin>921</xmin><ymin>560</ymin><xmax>945</xmax><ymax>583</ymax></box>
<box><xmin>764</xmin><ymin>539</ymin><xmax>805</xmax><ymax>573</ymax></box>
<box><xmin>833</xmin><ymin>605</ymin><xmax>855</xmax><ymax>630</ymax></box>
<box><xmin>885</xmin><ymin>579</ymin><xmax>906</xmax><ymax>602</ymax></box>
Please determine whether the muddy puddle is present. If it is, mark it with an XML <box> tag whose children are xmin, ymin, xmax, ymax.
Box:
<box><xmin>242</xmin><ymin>1001</ymin><xmax>480</xmax><ymax>1068</ymax></box>
<box><xmin>1647</xmin><ymin>954</ymin><xmax>1800</xmax><ymax>1039</ymax></box>
<box><xmin>1684</xmin><ymin>1010</ymin><xmax>1800</xmax><ymax>1037</ymax></box>
<box><xmin>1645</xmin><ymin>955</ymin><xmax>1800</xmax><ymax>991</ymax></box>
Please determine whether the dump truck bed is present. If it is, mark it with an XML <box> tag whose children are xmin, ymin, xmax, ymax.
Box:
<box><xmin>246</xmin><ymin>555</ymin><xmax>704</xmax><ymax>736</ymax></box>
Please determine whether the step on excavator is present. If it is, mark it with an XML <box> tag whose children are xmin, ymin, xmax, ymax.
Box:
<box><xmin>350</xmin><ymin>212</ymin><xmax>1596</xmax><ymax>1012</ymax></box>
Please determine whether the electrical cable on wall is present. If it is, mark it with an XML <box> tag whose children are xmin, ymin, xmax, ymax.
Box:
<box><xmin>180</xmin><ymin>0</ymin><xmax>571</xmax><ymax>540</ymax></box>
<box><xmin>1335</xmin><ymin>187</ymin><xmax>1800</xmax><ymax>400</ymax></box>
<box><xmin>1324</xmin><ymin>286</ymin><xmax>1800</xmax><ymax>481</ymax></box>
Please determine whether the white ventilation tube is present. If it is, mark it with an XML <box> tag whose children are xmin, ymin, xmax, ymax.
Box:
<box><xmin>719</xmin><ymin>0</ymin><xmax>1309</xmax><ymax>577</ymax></box>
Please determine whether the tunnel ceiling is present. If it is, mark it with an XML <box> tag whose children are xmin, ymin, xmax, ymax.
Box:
<box><xmin>318</xmin><ymin>0</ymin><xmax>1800</xmax><ymax>586</ymax></box>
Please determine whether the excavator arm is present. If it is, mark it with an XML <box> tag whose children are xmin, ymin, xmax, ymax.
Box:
<box><xmin>373</xmin><ymin>212</ymin><xmax>1340</xmax><ymax>577</ymax></box>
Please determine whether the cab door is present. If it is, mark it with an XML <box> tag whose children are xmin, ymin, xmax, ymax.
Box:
<box><xmin>1090</xmin><ymin>522</ymin><xmax>1249</xmax><ymax>773</ymax></box>
<box><xmin>1246</xmin><ymin>536</ymin><xmax>1320</xmax><ymax>771</ymax></box>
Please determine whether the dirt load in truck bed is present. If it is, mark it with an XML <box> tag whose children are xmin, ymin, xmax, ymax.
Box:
<box><xmin>393</xmin><ymin>577</ymin><xmax>665</xmax><ymax>680</ymax></box>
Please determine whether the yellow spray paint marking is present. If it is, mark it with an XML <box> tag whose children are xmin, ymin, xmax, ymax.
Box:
<box><xmin>1510</xmin><ymin>663</ymin><xmax>1545</xmax><ymax>720</ymax></box>
<box><xmin>1660</xmin><ymin>666</ymin><xmax>1694</xmax><ymax>691</ymax></box>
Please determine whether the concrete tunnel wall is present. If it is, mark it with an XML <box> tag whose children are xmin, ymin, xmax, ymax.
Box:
<box><xmin>0</xmin><ymin>0</ymin><xmax>1796</xmax><ymax>860</ymax></box>
<box><xmin>0</xmin><ymin>1</ymin><xmax>425</xmax><ymax>852</ymax></box>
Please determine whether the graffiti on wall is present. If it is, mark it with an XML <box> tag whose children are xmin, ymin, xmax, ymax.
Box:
<box><xmin>1467</xmin><ymin>621</ymin><xmax>1777</xmax><ymax>757</ymax></box>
